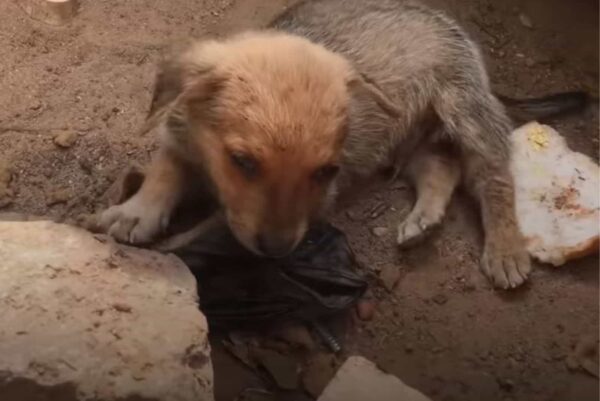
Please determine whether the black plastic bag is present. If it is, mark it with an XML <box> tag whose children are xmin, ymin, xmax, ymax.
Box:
<box><xmin>173</xmin><ymin>222</ymin><xmax>368</xmax><ymax>329</ymax></box>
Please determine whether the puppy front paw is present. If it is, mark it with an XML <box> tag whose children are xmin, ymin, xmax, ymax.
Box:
<box><xmin>99</xmin><ymin>198</ymin><xmax>169</xmax><ymax>244</ymax></box>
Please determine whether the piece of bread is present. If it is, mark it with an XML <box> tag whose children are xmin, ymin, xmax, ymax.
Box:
<box><xmin>510</xmin><ymin>121</ymin><xmax>599</xmax><ymax>266</ymax></box>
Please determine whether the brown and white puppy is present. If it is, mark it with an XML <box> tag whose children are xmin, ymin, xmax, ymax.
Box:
<box><xmin>100</xmin><ymin>31</ymin><xmax>398</xmax><ymax>257</ymax></box>
<box><xmin>100</xmin><ymin>0</ymin><xmax>585</xmax><ymax>288</ymax></box>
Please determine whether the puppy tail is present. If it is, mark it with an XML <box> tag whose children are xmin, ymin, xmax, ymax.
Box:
<box><xmin>496</xmin><ymin>91</ymin><xmax>595</xmax><ymax>123</ymax></box>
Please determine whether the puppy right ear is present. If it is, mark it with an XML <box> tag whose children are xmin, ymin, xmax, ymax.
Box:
<box><xmin>147</xmin><ymin>58</ymin><xmax>185</xmax><ymax>119</ymax></box>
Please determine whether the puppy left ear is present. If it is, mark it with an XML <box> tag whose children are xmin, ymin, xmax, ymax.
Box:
<box><xmin>137</xmin><ymin>45</ymin><xmax>226</xmax><ymax>136</ymax></box>
<box><xmin>347</xmin><ymin>72</ymin><xmax>401</xmax><ymax>118</ymax></box>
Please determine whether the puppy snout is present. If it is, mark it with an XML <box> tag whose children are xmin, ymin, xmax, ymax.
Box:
<box><xmin>256</xmin><ymin>233</ymin><xmax>297</xmax><ymax>258</ymax></box>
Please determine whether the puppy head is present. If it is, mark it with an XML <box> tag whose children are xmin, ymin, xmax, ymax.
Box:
<box><xmin>155</xmin><ymin>32</ymin><xmax>398</xmax><ymax>257</ymax></box>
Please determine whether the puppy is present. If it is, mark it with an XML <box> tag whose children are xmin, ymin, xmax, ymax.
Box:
<box><xmin>101</xmin><ymin>0</ymin><xmax>580</xmax><ymax>288</ymax></box>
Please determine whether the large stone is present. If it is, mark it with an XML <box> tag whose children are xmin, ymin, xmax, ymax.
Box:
<box><xmin>0</xmin><ymin>220</ymin><xmax>213</xmax><ymax>401</ymax></box>
<box><xmin>317</xmin><ymin>356</ymin><xmax>431</xmax><ymax>401</ymax></box>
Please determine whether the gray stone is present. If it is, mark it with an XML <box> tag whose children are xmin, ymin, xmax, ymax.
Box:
<box><xmin>317</xmin><ymin>356</ymin><xmax>431</xmax><ymax>401</ymax></box>
<box><xmin>0</xmin><ymin>220</ymin><xmax>214</xmax><ymax>401</ymax></box>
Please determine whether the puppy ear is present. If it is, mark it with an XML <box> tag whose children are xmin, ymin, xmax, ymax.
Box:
<box><xmin>347</xmin><ymin>71</ymin><xmax>401</xmax><ymax>118</ymax></box>
<box><xmin>176</xmin><ymin>62</ymin><xmax>226</xmax><ymax>128</ymax></box>
<box><xmin>138</xmin><ymin>48</ymin><xmax>226</xmax><ymax>136</ymax></box>
<box><xmin>147</xmin><ymin>58</ymin><xmax>185</xmax><ymax>119</ymax></box>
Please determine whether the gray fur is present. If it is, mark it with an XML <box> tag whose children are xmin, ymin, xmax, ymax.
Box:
<box><xmin>271</xmin><ymin>0</ymin><xmax>531</xmax><ymax>288</ymax></box>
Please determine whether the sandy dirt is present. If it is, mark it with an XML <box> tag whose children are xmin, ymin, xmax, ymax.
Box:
<box><xmin>0</xmin><ymin>0</ymin><xmax>598</xmax><ymax>400</ymax></box>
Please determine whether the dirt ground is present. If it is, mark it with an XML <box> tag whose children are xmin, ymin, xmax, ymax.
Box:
<box><xmin>0</xmin><ymin>0</ymin><xmax>598</xmax><ymax>400</ymax></box>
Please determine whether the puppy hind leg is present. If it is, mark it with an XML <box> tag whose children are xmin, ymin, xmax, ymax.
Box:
<box><xmin>435</xmin><ymin>90</ymin><xmax>531</xmax><ymax>289</ymax></box>
<box><xmin>397</xmin><ymin>144</ymin><xmax>460</xmax><ymax>247</ymax></box>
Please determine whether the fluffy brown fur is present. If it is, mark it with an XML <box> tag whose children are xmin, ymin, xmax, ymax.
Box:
<box><xmin>100</xmin><ymin>31</ymin><xmax>398</xmax><ymax>256</ymax></box>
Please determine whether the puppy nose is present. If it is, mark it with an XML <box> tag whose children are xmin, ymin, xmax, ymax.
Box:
<box><xmin>256</xmin><ymin>234</ymin><xmax>295</xmax><ymax>258</ymax></box>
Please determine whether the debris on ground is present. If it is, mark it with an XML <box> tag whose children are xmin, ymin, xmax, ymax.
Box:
<box><xmin>510</xmin><ymin>122</ymin><xmax>600</xmax><ymax>266</ymax></box>
<box><xmin>316</xmin><ymin>356</ymin><xmax>432</xmax><ymax>401</ymax></box>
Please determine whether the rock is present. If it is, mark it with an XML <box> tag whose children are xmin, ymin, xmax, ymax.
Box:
<box><xmin>371</xmin><ymin>226</ymin><xmax>388</xmax><ymax>237</ymax></box>
<box><xmin>519</xmin><ymin>13</ymin><xmax>533</xmax><ymax>29</ymax></box>
<box><xmin>0</xmin><ymin>220</ymin><xmax>214</xmax><ymax>401</ymax></box>
<box><xmin>525</xmin><ymin>58</ymin><xmax>536</xmax><ymax>68</ymax></box>
<box><xmin>21</xmin><ymin>0</ymin><xmax>78</xmax><ymax>26</ymax></box>
<box><xmin>302</xmin><ymin>353</ymin><xmax>338</xmax><ymax>398</ymax></box>
<box><xmin>317</xmin><ymin>356</ymin><xmax>432</xmax><ymax>401</ymax></box>
<box><xmin>379</xmin><ymin>265</ymin><xmax>400</xmax><ymax>292</ymax></box>
<box><xmin>46</xmin><ymin>188</ymin><xmax>70</xmax><ymax>206</ymax></box>
<box><xmin>53</xmin><ymin>130</ymin><xmax>78</xmax><ymax>148</ymax></box>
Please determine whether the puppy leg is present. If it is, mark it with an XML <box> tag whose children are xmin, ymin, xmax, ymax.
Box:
<box><xmin>100</xmin><ymin>149</ymin><xmax>184</xmax><ymax>244</ymax></box>
<box><xmin>435</xmin><ymin>90</ymin><xmax>531</xmax><ymax>289</ymax></box>
<box><xmin>397</xmin><ymin>144</ymin><xmax>460</xmax><ymax>246</ymax></box>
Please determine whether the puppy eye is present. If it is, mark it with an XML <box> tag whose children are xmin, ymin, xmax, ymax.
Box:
<box><xmin>229</xmin><ymin>152</ymin><xmax>258</xmax><ymax>178</ymax></box>
<box><xmin>312</xmin><ymin>164</ymin><xmax>339</xmax><ymax>183</ymax></box>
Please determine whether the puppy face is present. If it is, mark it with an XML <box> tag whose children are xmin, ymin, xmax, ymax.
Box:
<box><xmin>160</xmin><ymin>32</ymin><xmax>398</xmax><ymax>257</ymax></box>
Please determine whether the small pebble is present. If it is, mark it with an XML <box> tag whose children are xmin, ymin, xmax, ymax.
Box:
<box><xmin>432</xmin><ymin>293</ymin><xmax>448</xmax><ymax>305</ymax></box>
<box><xmin>497</xmin><ymin>378</ymin><xmax>515</xmax><ymax>392</ymax></box>
<box><xmin>0</xmin><ymin>161</ymin><xmax>12</xmax><ymax>185</ymax></box>
<box><xmin>519</xmin><ymin>13</ymin><xmax>533</xmax><ymax>29</ymax></box>
<box><xmin>53</xmin><ymin>131</ymin><xmax>78</xmax><ymax>148</ymax></box>
<box><xmin>113</xmin><ymin>302</ymin><xmax>132</xmax><ymax>313</ymax></box>
<box><xmin>356</xmin><ymin>298</ymin><xmax>376</xmax><ymax>321</ymax></box>
<box><xmin>379</xmin><ymin>265</ymin><xmax>401</xmax><ymax>292</ymax></box>
<box><xmin>78</xmin><ymin>157</ymin><xmax>93</xmax><ymax>174</ymax></box>
<box><xmin>525</xmin><ymin>58</ymin><xmax>536</xmax><ymax>68</ymax></box>
<box><xmin>345</xmin><ymin>210</ymin><xmax>358</xmax><ymax>221</ymax></box>
<box><xmin>46</xmin><ymin>188</ymin><xmax>70</xmax><ymax>206</ymax></box>
<box><xmin>371</xmin><ymin>226</ymin><xmax>388</xmax><ymax>237</ymax></box>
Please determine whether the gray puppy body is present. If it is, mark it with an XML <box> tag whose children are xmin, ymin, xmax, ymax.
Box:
<box><xmin>272</xmin><ymin>0</ymin><xmax>530</xmax><ymax>288</ymax></box>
